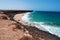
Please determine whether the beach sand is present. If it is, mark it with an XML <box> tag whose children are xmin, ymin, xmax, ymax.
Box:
<box><xmin>13</xmin><ymin>13</ymin><xmax>25</xmax><ymax>21</ymax></box>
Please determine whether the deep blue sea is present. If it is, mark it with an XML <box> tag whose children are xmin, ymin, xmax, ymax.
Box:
<box><xmin>22</xmin><ymin>11</ymin><xmax>60</xmax><ymax>37</ymax></box>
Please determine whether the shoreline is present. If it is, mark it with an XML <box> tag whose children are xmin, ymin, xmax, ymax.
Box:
<box><xmin>14</xmin><ymin>12</ymin><xmax>48</xmax><ymax>32</ymax></box>
<box><xmin>0</xmin><ymin>11</ymin><xmax>60</xmax><ymax>40</ymax></box>
<box><xmin>13</xmin><ymin>12</ymin><xmax>60</xmax><ymax>38</ymax></box>
<box><xmin>17</xmin><ymin>13</ymin><xmax>60</xmax><ymax>37</ymax></box>
<box><xmin>14</xmin><ymin>12</ymin><xmax>60</xmax><ymax>38</ymax></box>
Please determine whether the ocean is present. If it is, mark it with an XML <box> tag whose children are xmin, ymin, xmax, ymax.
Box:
<box><xmin>22</xmin><ymin>11</ymin><xmax>60</xmax><ymax>37</ymax></box>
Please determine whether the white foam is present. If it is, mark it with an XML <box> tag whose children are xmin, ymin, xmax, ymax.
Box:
<box><xmin>31</xmin><ymin>22</ymin><xmax>48</xmax><ymax>31</ymax></box>
<box><xmin>30</xmin><ymin>22</ymin><xmax>60</xmax><ymax>37</ymax></box>
<box><xmin>40</xmin><ymin>24</ymin><xmax>60</xmax><ymax>37</ymax></box>
<box><xmin>21</xmin><ymin>12</ymin><xmax>31</xmax><ymax>22</ymax></box>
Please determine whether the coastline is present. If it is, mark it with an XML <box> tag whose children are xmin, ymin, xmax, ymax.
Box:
<box><xmin>13</xmin><ymin>12</ymin><xmax>60</xmax><ymax>38</ymax></box>
<box><xmin>13</xmin><ymin>12</ymin><xmax>60</xmax><ymax>40</ymax></box>
<box><xmin>0</xmin><ymin>11</ymin><xmax>60</xmax><ymax>40</ymax></box>
<box><xmin>14</xmin><ymin>12</ymin><xmax>48</xmax><ymax>32</ymax></box>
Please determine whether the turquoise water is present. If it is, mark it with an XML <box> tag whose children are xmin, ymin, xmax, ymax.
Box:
<box><xmin>22</xmin><ymin>11</ymin><xmax>60</xmax><ymax>37</ymax></box>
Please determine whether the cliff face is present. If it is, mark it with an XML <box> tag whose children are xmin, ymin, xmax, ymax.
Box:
<box><xmin>0</xmin><ymin>11</ymin><xmax>60</xmax><ymax>40</ymax></box>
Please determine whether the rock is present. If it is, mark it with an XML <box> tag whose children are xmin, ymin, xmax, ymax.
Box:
<box><xmin>20</xmin><ymin>36</ymin><xmax>35</xmax><ymax>40</ymax></box>
<box><xmin>0</xmin><ymin>13</ymin><xmax>10</xmax><ymax>20</ymax></box>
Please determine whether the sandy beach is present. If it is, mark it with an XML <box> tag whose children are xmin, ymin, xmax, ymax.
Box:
<box><xmin>13</xmin><ymin>13</ymin><xmax>25</xmax><ymax>21</ymax></box>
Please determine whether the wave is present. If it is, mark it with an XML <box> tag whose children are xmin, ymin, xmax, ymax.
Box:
<box><xmin>29</xmin><ymin>22</ymin><xmax>60</xmax><ymax>37</ymax></box>
<box><xmin>22</xmin><ymin>12</ymin><xmax>31</xmax><ymax>22</ymax></box>
<box><xmin>40</xmin><ymin>23</ymin><xmax>60</xmax><ymax>37</ymax></box>
<box><xmin>21</xmin><ymin>12</ymin><xmax>60</xmax><ymax>37</ymax></box>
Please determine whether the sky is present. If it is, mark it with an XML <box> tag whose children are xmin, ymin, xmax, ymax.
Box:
<box><xmin>0</xmin><ymin>0</ymin><xmax>60</xmax><ymax>11</ymax></box>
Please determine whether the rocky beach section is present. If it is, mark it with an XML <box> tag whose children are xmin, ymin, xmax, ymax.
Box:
<box><xmin>0</xmin><ymin>10</ymin><xmax>60</xmax><ymax>40</ymax></box>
